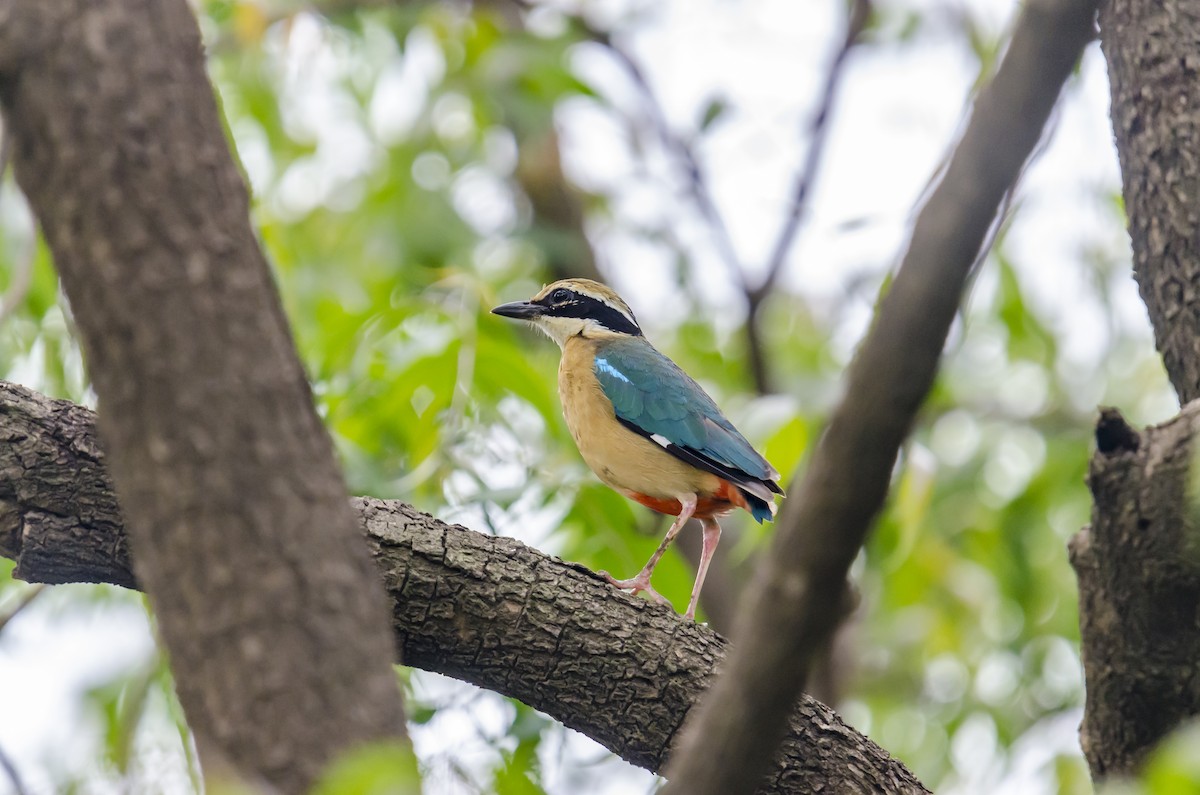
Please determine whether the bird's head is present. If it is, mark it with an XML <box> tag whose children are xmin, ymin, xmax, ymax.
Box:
<box><xmin>491</xmin><ymin>279</ymin><xmax>642</xmax><ymax>347</ymax></box>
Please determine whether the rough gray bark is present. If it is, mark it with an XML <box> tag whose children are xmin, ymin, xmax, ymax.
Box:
<box><xmin>662</xmin><ymin>1</ymin><xmax>1101</xmax><ymax>793</ymax></box>
<box><xmin>1073</xmin><ymin>0</ymin><xmax>1200</xmax><ymax>782</ymax></box>
<box><xmin>1101</xmin><ymin>0</ymin><xmax>1200</xmax><ymax>405</ymax></box>
<box><xmin>0</xmin><ymin>380</ymin><xmax>928</xmax><ymax>794</ymax></box>
<box><xmin>1070</xmin><ymin>407</ymin><xmax>1200</xmax><ymax>779</ymax></box>
<box><xmin>0</xmin><ymin>1</ymin><xmax>405</xmax><ymax>790</ymax></box>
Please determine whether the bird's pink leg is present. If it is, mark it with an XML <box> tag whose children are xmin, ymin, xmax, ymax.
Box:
<box><xmin>684</xmin><ymin>518</ymin><xmax>722</xmax><ymax>621</ymax></box>
<box><xmin>602</xmin><ymin>494</ymin><xmax>698</xmax><ymax>609</ymax></box>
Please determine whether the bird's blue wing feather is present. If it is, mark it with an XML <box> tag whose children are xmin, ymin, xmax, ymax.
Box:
<box><xmin>593</xmin><ymin>337</ymin><xmax>776</xmax><ymax>484</ymax></box>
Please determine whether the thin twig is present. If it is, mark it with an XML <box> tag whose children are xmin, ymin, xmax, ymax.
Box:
<box><xmin>0</xmin><ymin>117</ymin><xmax>10</xmax><ymax>181</ymax></box>
<box><xmin>751</xmin><ymin>0</ymin><xmax>871</xmax><ymax>306</ymax></box>
<box><xmin>0</xmin><ymin>742</ymin><xmax>29</xmax><ymax>795</ymax></box>
<box><xmin>742</xmin><ymin>319</ymin><xmax>774</xmax><ymax>395</ymax></box>
<box><xmin>0</xmin><ymin>584</ymin><xmax>46</xmax><ymax>635</ymax></box>
<box><xmin>586</xmin><ymin>5</ymin><xmax>867</xmax><ymax>393</ymax></box>
<box><xmin>0</xmin><ymin>244</ymin><xmax>35</xmax><ymax>328</ymax></box>
<box><xmin>589</xmin><ymin>27</ymin><xmax>749</xmax><ymax>291</ymax></box>
<box><xmin>0</xmin><ymin>590</ymin><xmax>41</xmax><ymax>795</ymax></box>
<box><xmin>111</xmin><ymin>659</ymin><xmax>159</xmax><ymax>777</ymax></box>
<box><xmin>0</xmin><ymin>118</ymin><xmax>35</xmax><ymax>328</ymax></box>
<box><xmin>743</xmin><ymin>0</ymin><xmax>870</xmax><ymax>394</ymax></box>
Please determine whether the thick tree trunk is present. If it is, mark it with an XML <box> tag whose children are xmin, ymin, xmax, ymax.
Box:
<box><xmin>1070</xmin><ymin>408</ymin><xmax>1200</xmax><ymax>779</ymax></box>
<box><xmin>1101</xmin><ymin>0</ymin><xmax>1200</xmax><ymax>405</ymax></box>
<box><xmin>0</xmin><ymin>2</ymin><xmax>406</xmax><ymax>790</ymax></box>
<box><xmin>1075</xmin><ymin>0</ymin><xmax>1200</xmax><ymax>782</ymax></box>
<box><xmin>0</xmin><ymin>381</ymin><xmax>929</xmax><ymax>794</ymax></box>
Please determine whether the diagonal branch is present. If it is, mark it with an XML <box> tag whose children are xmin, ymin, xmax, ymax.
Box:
<box><xmin>0</xmin><ymin>117</ymin><xmax>36</xmax><ymax>330</ymax></box>
<box><xmin>750</xmin><ymin>0</ymin><xmax>871</xmax><ymax>308</ymax></box>
<box><xmin>0</xmin><ymin>742</ymin><xmax>29</xmax><ymax>795</ymax></box>
<box><xmin>661</xmin><ymin>1</ymin><xmax>1100</xmax><ymax>793</ymax></box>
<box><xmin>0</xmin><ymin>583</ymin><xmax>45</xmax><ymax>634</ymax></box>
<box><xmin>741</xmin><ymin>0</ymin><xmax>870</xmax><ymax>396</ymax></box>
<box><xmin>586</xmin><ymin>2</ymin><xmax>867</xmax><ymax>395</ymax></box>
<box><xmin>589</xmin><ymin>26</ymin><xmax>748</xmax><ymax>292</ymax></box>
<box><xmin>0</xmin><ymin>380</ymin><xmax>928</xmax><ymax>794</ymax></box>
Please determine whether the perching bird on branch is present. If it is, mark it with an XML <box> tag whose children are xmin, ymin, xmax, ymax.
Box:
<box><xmin>493</xmin><ymin>279</ymin><xmax>783</xmax><ymax>620</ymax></box>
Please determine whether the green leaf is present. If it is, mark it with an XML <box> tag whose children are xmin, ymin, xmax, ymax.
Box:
<box><xmin>697</xmin><ymin>96</ymin><xmax>730</xmax><ymax>133</ymax></box>
<box><xmin>311</xmin><ymin>742</ymin><xmax>422</xmax><ymax>795</ymax></box>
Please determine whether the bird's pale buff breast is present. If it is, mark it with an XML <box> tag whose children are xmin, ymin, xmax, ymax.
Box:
<box><xmin>558</xmin><ymin>336</ymin><xmax>721</xmax><ymax>501</ymax></box>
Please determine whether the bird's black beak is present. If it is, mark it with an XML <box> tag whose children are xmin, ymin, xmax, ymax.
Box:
<box><xmin>491</xmin><ymin>301</ymin><xmax>544</xmax><ymax>320</ymax></box>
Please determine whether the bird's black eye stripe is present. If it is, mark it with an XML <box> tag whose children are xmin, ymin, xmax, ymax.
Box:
<box><xmin>546</xmin><ymin>294</ymin><xmax>642</xmax><ymax>336</ymax></box>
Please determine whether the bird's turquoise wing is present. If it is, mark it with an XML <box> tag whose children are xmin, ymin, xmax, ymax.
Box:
<box><xmin>592</xmin><ymin>337</ymin><xmax>777</xmax><ymax>485</ymax></box>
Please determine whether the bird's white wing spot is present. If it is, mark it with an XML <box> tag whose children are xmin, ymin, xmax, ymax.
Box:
<box><xmin>596</xmin><ymin>358</ymin><xmax>633</xmax><ymax>384</ymax></box>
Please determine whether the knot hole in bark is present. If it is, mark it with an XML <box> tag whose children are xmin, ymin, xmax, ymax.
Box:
<box><xmin>1095</xmin><ymin>407</ymin><xmax>1141</xmax><ymax>455</ymax></box>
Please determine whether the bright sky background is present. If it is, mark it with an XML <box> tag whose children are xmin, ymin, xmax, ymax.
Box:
<box><xmin>0</xmin><ymin>0</ymin><xmax>1153</xmax><ymax>793</ymax></box>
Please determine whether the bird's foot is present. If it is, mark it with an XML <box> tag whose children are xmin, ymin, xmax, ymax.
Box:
<box><xmin>599</xmin><ymin>570</ymin><xmax>672</xmax><ymax>608</ymax></box>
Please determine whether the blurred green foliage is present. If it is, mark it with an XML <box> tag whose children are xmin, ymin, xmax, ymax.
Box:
<box><xmin>0</xmin><ymin>0</ymin><xmax>1183</xmax><ymax>793</ymax></box>
<box><xmin>311</xmin><ymin>741</ymin><xmax>422</xmax><ymax>795</ymax></box>
<box><xmin>1136</xmin><ymin>721</ymin><xmax>1200</xmax><ymax>794</ymax></box>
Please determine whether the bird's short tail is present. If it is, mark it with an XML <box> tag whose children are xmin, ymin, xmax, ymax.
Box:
<box><xmin>743</xmin><ymin>489</ymin><xmax>778</xmax><ymax>524</ymax></box>
<box><xmin>732</xmin><ymin>472</ymin><xmax>783</xmax><ymax>525</ymax></box>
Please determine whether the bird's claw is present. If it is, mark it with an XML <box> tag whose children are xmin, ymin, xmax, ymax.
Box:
<box><xmin>599</xmin><ymin>570</ymin><xmax>672</xmax><ymax>607</ymax></box>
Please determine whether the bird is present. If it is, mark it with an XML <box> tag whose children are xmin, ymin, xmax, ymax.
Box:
<box><xmin>492</xmin><ymin>278</ymin><xmax>783</xmax><ymax>620</ymax></box>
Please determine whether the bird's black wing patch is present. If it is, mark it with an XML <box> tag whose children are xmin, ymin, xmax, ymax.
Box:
<box><xmin>616</xmin><ymin>417</ymin><xmax>781</xmax><ymax>503</ymax></box>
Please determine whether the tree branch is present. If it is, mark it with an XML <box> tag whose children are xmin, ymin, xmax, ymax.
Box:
<box><xmin>1100</xmin><ymin>0</ymin><xmax>1200</xmax><ymax>405</ymax></box>
<box><xmin>586</xmin><ymin>2</ymin><xmax>868</xmax><ymax>396</ymax></box>
<box><xmin>750</xmin><ymin>0</ymin><xmax>871</xmax><ymax>307</ymax></box>
<box><xmin>592</xmin><ymin>27</ymin><xmax>748</xmax><ymax>293</ymax></box>
<box><xmin>0</xmin><ymin>583</ymin><xmax>45</xmax><ymax>634</ymax></box>
<box><xmin>1070</xmin><ymin>405</ymin><xmax>1200</xmax><ymax>780</ymax></box>
<box><xmin>661</xmin><ymin>1</ymin><xmax>1100</xmax><ymax>793</ymax></box>
<box><xmin>0</xmin><ymin>742</ymin><xmax>29</xmax><ymax>795</ymax></box>
<box><xmin>0</xmin><ymin>116</ymin><xmax>35</xmax><ymax>330</ymax></box>
<box><xmin>0</xmin><ymin>380</ymin><xmax>928</xmax><ymax>794</ymax></box>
